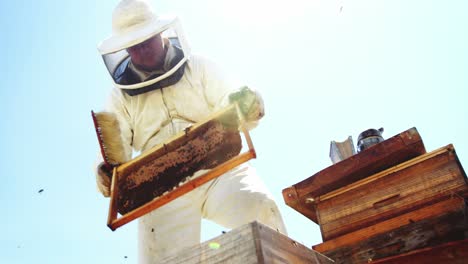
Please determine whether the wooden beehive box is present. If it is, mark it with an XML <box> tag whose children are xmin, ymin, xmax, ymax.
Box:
<box><xmin>159</xmin><ymin>221</ymin><xmax>334</xmax><ymax>264</ymax></box>
<box><xmin>370</xmin><ymin>239</ymin><xmax>468</xmax><ymax>264</ymax></box>
<box><xmin>313</xmin><ymin>197</ymin><xmax>468</xmax><ymax>263</ymax></box>
<box><xmin>316</xmin><ymin>144</ymin><xmax>468</xmax><ymax>241</ymax></box>
<box><xmin>283</xmin><ymin>127</ymin><xmax>427</xmax><ymax>223</ymax></box>
<box><xmin>282</xmin><ymin>126</ymin><xmax>468</xmax><ymax>263</ymax></box>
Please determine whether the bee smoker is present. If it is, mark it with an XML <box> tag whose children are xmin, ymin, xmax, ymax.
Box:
<box><xmin>357</xmin><ymin>127</ymin><xmax>384</xmax><ymax>153</ymax></box>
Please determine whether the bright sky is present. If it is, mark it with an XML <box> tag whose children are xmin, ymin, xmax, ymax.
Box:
<box><xmin>1</xmin><ymin>0</ymin><xmax>467</xmax><ymax>263</ymax></box>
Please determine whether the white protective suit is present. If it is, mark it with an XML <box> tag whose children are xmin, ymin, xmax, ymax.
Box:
<box><xmin>96</xmin><ymin>45</ymin><xmax>287</xmax><ymax>263</ymax></box>
<box><xmin>94</xmin><ymin>1</ymin><xmax>287</xmax><ymax>263</ymax></box>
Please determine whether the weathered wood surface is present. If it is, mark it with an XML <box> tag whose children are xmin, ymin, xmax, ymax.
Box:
<box><xmin>313</xmin><ymin>197</ymin><xmax>467</xmax><ymax>253</ymax></box>
<box><xmin>312</xmin><ymin>197</ymin><xmax>468</xmax><ymax>264</ymax></box>
<box><xmin>160</xmin><ymin>221</ymin><xmax>334</xmax><ymax>264</ymax></box>
<box><xmin>283</xmin><ymin>127</ymin><xmax>426</xmax><ymax>223</ymax></box>
<box><xmin>369</xmin><ymin>239</ymin><xmax>468</xmax><ymax>264</ymax></box>
<box><xmin>317</xmin><ymin>144</ymin><xmax>468</xmax><ymax>241</ymax></box>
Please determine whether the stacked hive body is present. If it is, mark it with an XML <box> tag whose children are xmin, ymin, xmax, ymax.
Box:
<box><xmin>283</xmin><ymin>127</ymin><xmax>468</xmax><ymax>263</ymax></box>
<box><xmin>160</xmin><ymin>221</ymin><xmax>334</xmax><ymax>264</ymax></box>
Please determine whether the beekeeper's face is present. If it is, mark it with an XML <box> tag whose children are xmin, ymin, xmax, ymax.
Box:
<box><xmin>127</xmin><ymin>34</ymin><xmax>166</xmax><ymax>71</ymax></box>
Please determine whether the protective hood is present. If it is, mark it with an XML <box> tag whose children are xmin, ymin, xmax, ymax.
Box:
<box><xmin>99</xmin><ymin>19</ymin><xmax>191</xmax><ymax>92</ymax></box>
<box><xmin>97</xmin><ymin>0</ymin><xmax>191</xmax><ymax>91</ymax></box>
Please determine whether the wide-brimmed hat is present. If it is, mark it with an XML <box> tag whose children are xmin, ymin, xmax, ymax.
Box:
<box><xmin>98</xmin><ymin>0</ymin><xmax>176</xmax><ymax>55</ymax></box>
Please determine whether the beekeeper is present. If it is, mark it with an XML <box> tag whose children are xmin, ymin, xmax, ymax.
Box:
<box><xmin>94</xmin><ymin>0</ymin><xmax>287</xmax><ymax>262</ymax></box>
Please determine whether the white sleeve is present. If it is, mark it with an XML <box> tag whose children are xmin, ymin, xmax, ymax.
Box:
<box><xmin>199</xmin><ymin>56</ymin><xmax>241</xmax><ymax>111</ymax></box>
<box><xmin>199</xmin><ymin>56</ymin><xmax>264</xmax><ymax>129</ymax></box>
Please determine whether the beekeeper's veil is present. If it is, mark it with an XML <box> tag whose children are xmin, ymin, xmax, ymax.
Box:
<box><xmin>97</xmin><ymin>0</ymin><xmax>191</xmax><ymax>94</ymax></box>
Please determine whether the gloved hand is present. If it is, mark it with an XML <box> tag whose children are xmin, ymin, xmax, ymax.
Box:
<box><xmin>96</xmin><ymin>162</ymin><xmax>113</xmax><ymax>197</ymax></box>
<box><xmin>228</xmin><ymin>86</ymin><xmax>264</xmax><ymax>123</ymax></box>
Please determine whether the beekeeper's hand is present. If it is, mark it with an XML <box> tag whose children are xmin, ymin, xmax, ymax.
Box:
<box><xmin>228</xmin><ymin>86</ymin><xmax>264</xmax><ymax>123</ymax></box>
<box><xmin>96</xmin><ymin>162</ymin><xmax>112</xmax><ymax>197</ymax></box>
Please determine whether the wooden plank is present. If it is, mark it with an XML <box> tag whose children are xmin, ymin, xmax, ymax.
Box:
<box><xmin>313</xmin><ymin>197</ymin><xmax>466</xmax><ymax>252</ymax></box>
<box><xmin>313</xmin><ymin>198</ymin><xmax>468</xmax><ymax>264</ymax></box>
<box><xmin>370</xmin><ymin>239</ymin><xmax>468</xmax><ymax>264</ymax></box>
<box><xmin>254</xmin><ymin>222</ymin><xmax>334</xmax><ymax>263</ymax></box>
<box><xmin>317</xmin><ymin>145</ymin><xmax>468</xmax><ymax>241</ymax></box>
<box><xmin>283</xmin><ymin>127</ymin><xmax>426</xmax><ymax>223</ymax></box>
<box><xmin>317</xmin><ymin>145</ymin><xmax>467</xmax><ymax>240</ymax></box>
<box><xmin>159</xmin><ymin>221</ymin><xmax>334</xmax><ymax>264</ymax></box>
<box><xmin>160</xmin><ymin>220</ymin><xmax>259</xmax><ymax>264</ymax></box>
